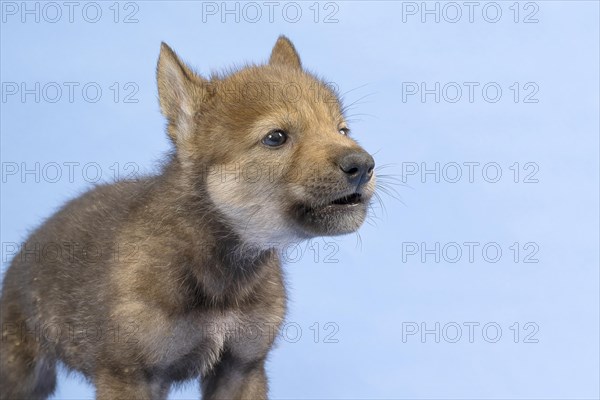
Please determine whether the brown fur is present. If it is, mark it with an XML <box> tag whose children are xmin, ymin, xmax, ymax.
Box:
<box><xmin>0</xmin><ymin>36</ymin><xmax>375</xmax><ymax>399</ymax></box>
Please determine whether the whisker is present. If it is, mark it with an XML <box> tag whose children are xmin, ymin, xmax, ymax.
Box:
<box><xmin>354</xmin><ymin>231</ymin><xmax>363</xmax><ymax>251</ymax></box>
<box><xmin>378</xmin><ymin>181</ymin><xmax>409</xmax><ymax>192</ymax></box>
<box><xmin>371</xmin><ymin>191</ymin><xmax>388</xmax><ymax>218</ymax></box>
<box><xmin>376</xmin><ymin>185</ymin><xmax>406</xmax><ymax>207</ymax></box>
<box><xmin>377</xmin><ymin>175</ymin><xmax>412</xmax><ymax>190</ymax></box>
<box><xmin>341</xmin><ymin>92</ymin><xmax>376</xmax><ymax>115</ymax></box>
<box><xmin>339</xmin><ymin>83</ymin><xmax>373</xmax><ymax>99</ymax></box>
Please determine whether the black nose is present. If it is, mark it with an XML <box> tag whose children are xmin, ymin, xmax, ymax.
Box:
<box><xmin>338</xmin><ymin>150</ymin><xmax>375</xmax><ymax>186</ymax></box>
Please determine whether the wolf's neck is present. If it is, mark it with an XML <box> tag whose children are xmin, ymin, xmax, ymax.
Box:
<box><xmin>150</xmin><ymin>157</ymin><xmax>280</xmax><ymax>305</ymax></box>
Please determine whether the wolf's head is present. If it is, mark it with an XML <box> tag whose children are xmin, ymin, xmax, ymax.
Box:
<box><xmin>157</xmin><ymin>36</ymin><xmax>375</xmax><ymax>248</ymax></box>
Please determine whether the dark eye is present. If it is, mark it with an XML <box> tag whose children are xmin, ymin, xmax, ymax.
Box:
<box><xmin>262</xmin><ymin>130</ymin><xmax>288</xmax><ymax>147</ymax></box>
<box><xmin>339</xmin><ymin>127</ymin><xmax>350</xmax><ymax>136</ymax></box>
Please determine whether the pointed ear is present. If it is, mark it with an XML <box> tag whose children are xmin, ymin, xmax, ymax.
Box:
<box><xmin>157</xmin><ymin>42</ymin><xmax>204</xmax><ymax>142</ymax></box>
<box><xmin>269</xmin><ymin>35</ymin><xmax>301</xmax><ymax>70</ymax></box>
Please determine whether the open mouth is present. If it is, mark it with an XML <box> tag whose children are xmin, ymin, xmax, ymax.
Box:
<box><xmin>330</xmin><ymin>192</ymin><xmax>363</xmax><ymax>206</ymax></box>
<box><xmin>293</xmin><ymin>191</ymin><xmax>369</xmax><ymax>236</ymax></box>
<box><xmin>295</xmin><ymin>192</ymin><xmax>368</xmax><ymax>224</ymax></box>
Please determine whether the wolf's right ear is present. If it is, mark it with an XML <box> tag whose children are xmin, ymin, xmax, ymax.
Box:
<box><xmin>157</xmin><ymin>43</ymin><xmax>205</xmax><ymax>142</ymax></box>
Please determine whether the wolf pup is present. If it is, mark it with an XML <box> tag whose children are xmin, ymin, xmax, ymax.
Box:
<box><xmin>0</xmin><ymin>36</ymin><xmax>375</xmax><ymax>399</ymax></box>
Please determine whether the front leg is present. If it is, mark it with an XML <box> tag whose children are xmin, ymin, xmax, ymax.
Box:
<box><xmin>95</xmin><ymin>369</ymin><xmax>170</xmax><ymax>400</ymax></box>
<box><xmin>201</xmin><ymin>349</ymin><xmax>268</xmax><ymax>400</ymax></box>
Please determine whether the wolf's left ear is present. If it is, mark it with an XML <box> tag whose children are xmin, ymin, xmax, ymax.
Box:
<box><xmin>157</xmin><ymin>42</ymin><xmax>205</xmax><ymax>142</ymax></box>
<box><xmin>269</xmin><ymin>35</ymin><xmax>302</xmax><ymax>70</ymax></box>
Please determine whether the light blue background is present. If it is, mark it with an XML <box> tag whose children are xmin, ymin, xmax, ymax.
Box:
<box><xmin>1</xmin><ymin>1</ymin><xmax>599</xmax><ymax>398</ymax></box>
